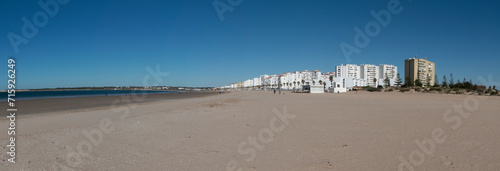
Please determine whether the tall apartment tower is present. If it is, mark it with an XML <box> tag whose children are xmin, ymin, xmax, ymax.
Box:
<box><xmin>404</xmin><ymin>57</ymin><xmax>435</xmax><ymax>86</ymax></box>
<box><xmin>335</xmin><ymin>64</ymin><xmax>361</xmax><ymax>79</ymax></box>
<box><xmin>360</xmin><ymin>64</ymin><xmax>379</xmax><ymax>87</ymax></box>
<box><xmin>379</xmin><ymin>64</ymin><xmax>398</xmax><ymax>80</ymax></box>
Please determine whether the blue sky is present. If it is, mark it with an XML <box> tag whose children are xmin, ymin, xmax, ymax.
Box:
<box><xmin>1</xmin><ymin>0</ymin><xmax>499</xmax><ymax>89</ymax></box>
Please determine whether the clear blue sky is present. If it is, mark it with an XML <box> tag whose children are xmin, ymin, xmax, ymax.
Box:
<box><xmin>1</xmin><ymin>0</ymin><xmax>499</xmax><ymax>89</ymax></box>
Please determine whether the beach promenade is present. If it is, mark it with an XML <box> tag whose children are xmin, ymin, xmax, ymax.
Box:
<box><xmin>1</xmin><ymin>91</ymin><xmax>499</xmax><ymax>170</ymax></box>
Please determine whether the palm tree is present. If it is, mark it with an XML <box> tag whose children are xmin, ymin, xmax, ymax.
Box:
<box><xmin>329</xmin><ymin>75</ymin><xmax>334</xmax><ymax>88</ymax></box>
<box><xmin>293</xmin><ymin>81</ymin><xmax>296</xmax><ymax>89</ymax></box>
<box><xmin>301</xmin><ymin>79</ymin><xmax>305</xmax><ymax>85</ymax></box>
<box><xmin>312</xmin><ymin>80</ymin><xmax>316</xmax><ymax>85</ymax></box>
<box><xmin>319</xmin><ymin>80</ymin><xmax>323</xmax><ymax>86</ymax></box>
<box><xmin>323</xmin><ymin>82</ymin><xmax>326</xmax><ymax>89</ymax></box>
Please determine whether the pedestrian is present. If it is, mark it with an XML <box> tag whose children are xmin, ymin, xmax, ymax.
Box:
<box><xmin>279</xmin><ymin>89</ymin><xmax>281</xmax><ymax>95</ymax></box>
<box><xmin>274</xmin><ymin>89</ymin><xmax>276</xmax><ymax>94</ymax></box>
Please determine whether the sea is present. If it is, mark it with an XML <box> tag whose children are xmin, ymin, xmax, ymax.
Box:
<box><xmin>0</xmin><ymin>90</ymin><xmax>177</xmax><ymax>101</ymax></box>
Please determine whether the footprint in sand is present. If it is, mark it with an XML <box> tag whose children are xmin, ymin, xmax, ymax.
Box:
<box><xmin>439</xmin><ymin>155</ymin><xmax>455</xmax><ymax>168</ymax></box>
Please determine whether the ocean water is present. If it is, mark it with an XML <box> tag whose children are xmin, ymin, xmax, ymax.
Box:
<box><xmin>1</xmin><ymin>90</ymin><xmax>177</xmax><ymax>101</ymax></box>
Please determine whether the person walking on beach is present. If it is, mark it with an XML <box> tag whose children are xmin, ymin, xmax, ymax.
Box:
<box><xmin>279</xmin><ymin>88</ymin><xmax>281</xmax><ymax>95</ymax></box>
<box><xmin>274</xmin><ymin>89</ymin><xmax>276</xmax><ymax>94</ymax></box>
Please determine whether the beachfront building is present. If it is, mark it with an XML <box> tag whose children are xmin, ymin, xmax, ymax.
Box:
<box><xmin>335</xmin><ymin>64</ymin><xmax>361</xmax><ymax>79</ymax></box>
<box><xmin>330</xmin><ymin>77</ymin><xmax>367</xmax><ymax>90</ymax></box>
<box><xmin>224</xmin><ymin>63</ymin><xmax>395</xmax><ymax>91</ymax></box>
<box><xmin>379</xmin><ymin>64</ymin><xmax>398</xmax><ymax>87</ymax></box>
<box><xmin>379</xmin><ymin>64</ymin><xmax>397</xmax><ymax>80</ymax></box>
<box><xmin>360</xmin><ymin>64</ymin><xmax>380</xmax><ymax>87</ymax></box>
<box><xmin>405</xmin><ymin>57</ymin><xmax>435</xmax><ymax>86</ymax></box>
<box><xmin>252</xmin><ymin>77</ymin><xmax>261</xmax><ymax>88</ymax></box>
<box><xmin>243</xmin><ymin>79</ymin><xmax>253</xmax><ymax>88</ymax></box>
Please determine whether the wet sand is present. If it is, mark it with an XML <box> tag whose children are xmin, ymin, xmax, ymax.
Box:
<box><xmin>1</xmin><ymin>91</ymin><xmax>222</xmax><ymax>116</ymax></box>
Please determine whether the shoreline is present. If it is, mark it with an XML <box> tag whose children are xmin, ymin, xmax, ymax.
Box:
<box><xmin>1</xmin><ymin>91</ymin><xmax>223</xmax><ymax>116</ymax></box>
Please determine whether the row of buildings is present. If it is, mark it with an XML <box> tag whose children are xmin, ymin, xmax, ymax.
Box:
<box><xmin>222</xmin><ymin>64</ymin><xmax>399</xmax><ymax>90</ymax></box>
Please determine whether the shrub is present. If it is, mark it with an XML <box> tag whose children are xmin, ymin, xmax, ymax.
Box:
<box><xmin>388</xmin><ymin>89</ymin><xmax>393</xmax><ymax>92</ymax></box>
<box><xmin>415</xmin><ymin>88</ymin><xmax>421</xmax><ymax>92</ymax></box>
<box><xmin>400</xmin><ymin>88</ymin><xmax>409</xmax><ymax>93</ymax></box>
<box><xmin>491</xmin><ymin>91</ymin><xmax>499</xmax><ymax>96</ymax></box>
<box><xmin>367</xmin><ymin>88</ymin><xmax>381</xmax><ymax>92</ymax></box>
<box><xmin>430</xmin><ymin>87</ymin><xmax>441</xmax><ymax>91</ymax></box>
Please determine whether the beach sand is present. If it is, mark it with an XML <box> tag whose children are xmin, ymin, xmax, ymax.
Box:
<box><xmin>1</xmin><ymin>91</ymin><xmax>499</xmax><ymax>170</ymax></box>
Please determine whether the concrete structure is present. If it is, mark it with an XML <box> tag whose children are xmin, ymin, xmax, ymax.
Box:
<box><xmin>379</xmin><ymin>64</ymin><xmax>397</xmax><ymax>80</ymax></box>
<box><xmin>329</xmin><ymin>79</ymin><xmax>347</xmax><ymax>93</ymax></box>
<box><xmin>361</xmin><ymin>64</ymin><xmax>380</xmax><ymax>87</ymax></box>
<box><xmin>309</xmin><ymin>85</ymin><xmax>325</xmax><ymax>93</ymax></box>
<box><xmin>223</xmin><ymin>63</ymin><xmax>395</xmax><ymax>90</ymax></box>
<box><xmin>405</xmin><ymin>57</ymin><xmax>435</xmax><ymax>86</ymax></box>
<box><xmin>335</xmin><ymin>64</ymin><xmax>361</xmax><ymax>79</ymax></box>
<box><xmin>379</xmin><ymin>64</ymin><xmax>398</xmax><ymax>87</ymax></box>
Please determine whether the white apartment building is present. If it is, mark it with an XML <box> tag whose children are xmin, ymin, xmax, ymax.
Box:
<box><xmin>335</xmin><ymin>64</ymin><xmax>361</xmax><ymax>79</ymax></box>
<box><xmin>361</xmin><ymin>64</ymin><xmax>380</xmax><ymax>87</ymax></box>
<box><xmin>224</xmin><ymin>63</ymin><xmax>396</xmax><ymax>90</ymax></box>
<box><xmin>379</xmin><ymin>64</ymin><xmax>397</xmax><ymax>80</ymax></box>
<box><xmin>252</xmin><ymin>77</ymin><xmax>261</xmax><ymax>87</ymax></box>
<box><xmin>244</xmin><ymin>79</ymin><xmax>253</xmax><ymax>88</ymax></box>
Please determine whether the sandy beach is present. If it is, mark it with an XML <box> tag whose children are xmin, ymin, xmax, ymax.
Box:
<box><xmin>1</xmin><ymin>91</ymin><xmax>499</xmax><ymax>170</ymax></box>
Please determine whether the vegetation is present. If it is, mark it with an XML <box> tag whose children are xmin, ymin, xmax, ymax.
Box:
<box><xmin>449</xmin><ymin>73</ymin><xmax>454</xmax><ymax>88</ymax></box>
<box><xmin>367</xmin><ymin>87</ymin><xmax>381</xmax><ymax>92</ymax></box>
<box><xmin>357</xmin><ymin>72</ymin><xmax>497</xmax><ymax>97</ymax></box>
<box><xmin>415</xmin><ymin>79</ymin><xmax>423</xmax><ymax>87</ymax></box>
<box><xmin>442</xmin><ymin>75</ymin><xmax>447</xmax><ymax>87</ymax></box>
<box><xmin>434</xmin><ymin>75</ymin><xmax>439</xmax><ymax>87</ymax></box>
<box><xmin>329</xmin><ymin>75</ymin><xmax>334</xmax><ymax>88</ymax></box>
<box><xmin>400</xmin><ymin>88</ymin><xmax>410</xmax><ymax>93</ymax></box>
<box><xmin>395</xmin><ymin>73</ymin><xmax>402</xmax><ymax>87</ymax></box>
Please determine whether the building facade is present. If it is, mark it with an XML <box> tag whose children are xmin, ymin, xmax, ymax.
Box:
<box><xmin>360</xmin><ymin>64</ymin><xmax>380</xmax><ymax>87</ymax></box>
<box><xmin>335</xmin><ymin>64</ymin><xmax>361</xmax><ymax>79</ymax></box>
<box><xmin>404</xmin><ymin>57</ymin><xmax>435</xmax><ymax>86</ymax></box>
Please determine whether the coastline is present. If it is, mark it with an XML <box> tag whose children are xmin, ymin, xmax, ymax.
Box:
<box><xmin>1</xmin><ymin>91</ymin><xmax>223</xmax><ymax>116</ymax></box>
